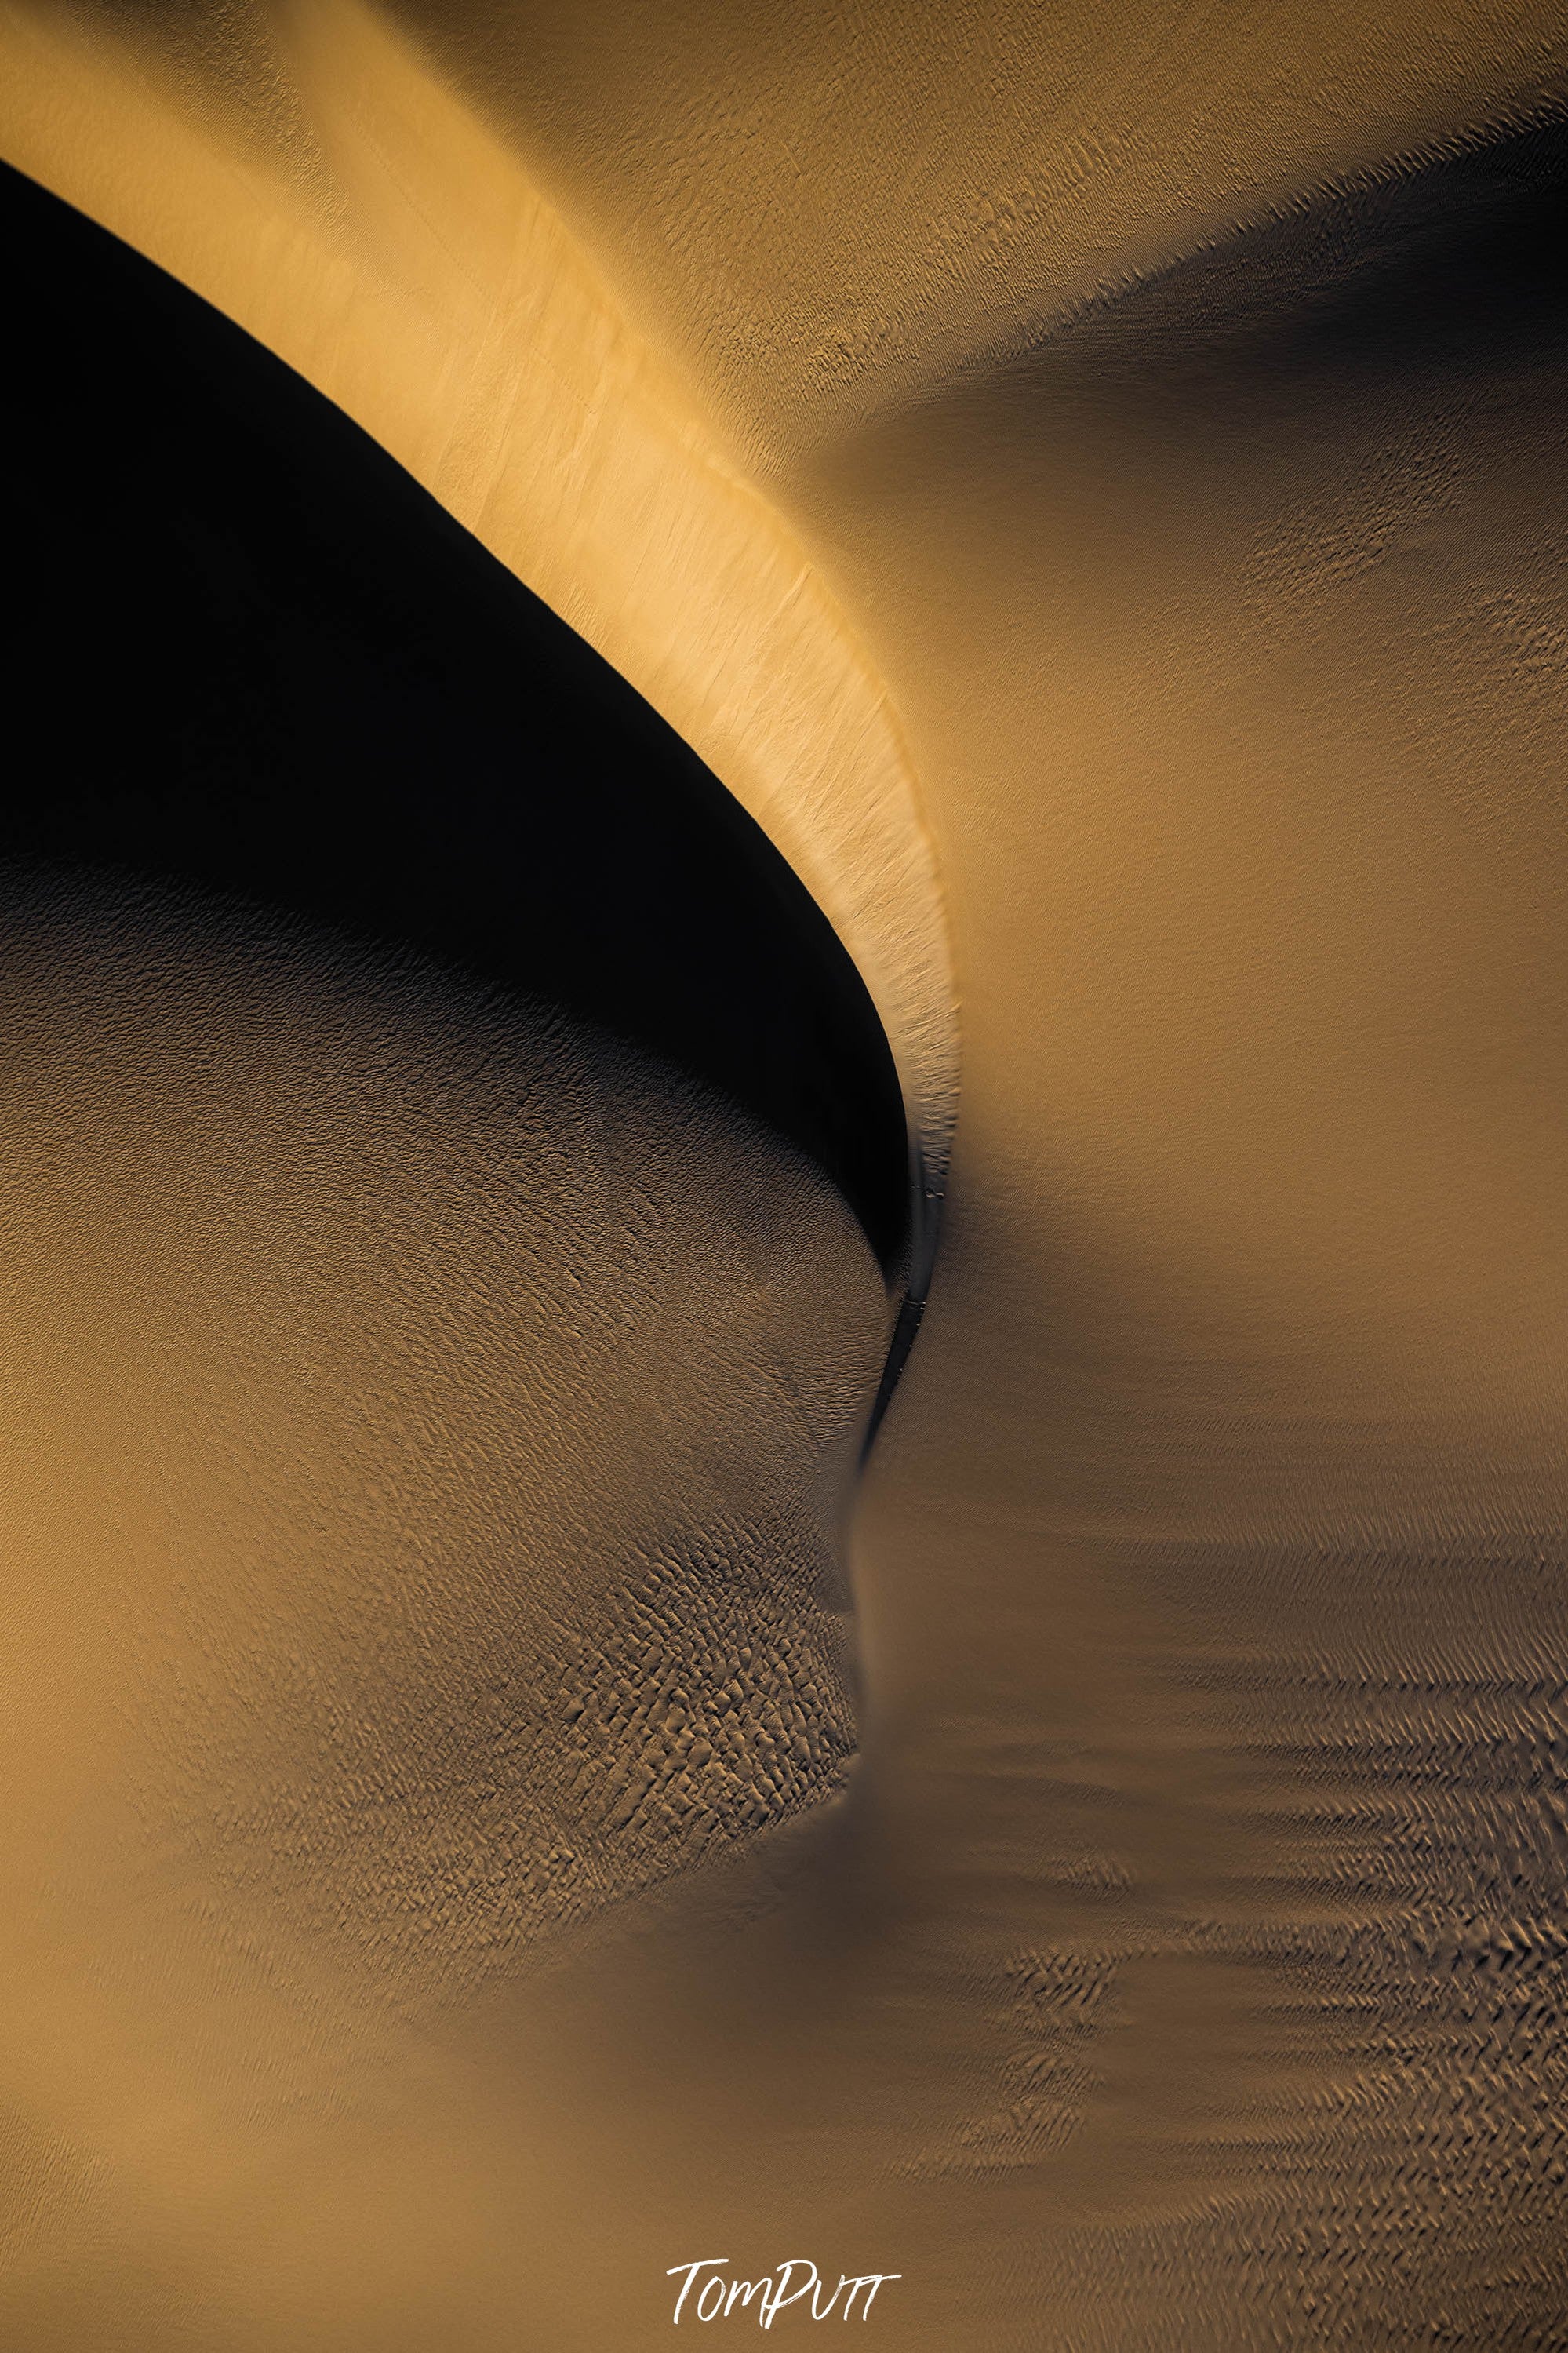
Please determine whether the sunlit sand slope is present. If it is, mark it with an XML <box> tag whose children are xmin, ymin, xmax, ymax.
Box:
<box><xmin>5</xmin><ymin>3</ymin><xmax>1568</xmax><ymax>2346</ymax></box>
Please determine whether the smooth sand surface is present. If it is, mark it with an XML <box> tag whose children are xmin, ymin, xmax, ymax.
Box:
<box><xmin>4</xmin><ymin>6</ymin><xmax>1568</xmax><ymax>2344</ymax></box>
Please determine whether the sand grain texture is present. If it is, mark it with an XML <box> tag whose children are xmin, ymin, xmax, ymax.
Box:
<box><xmin>3</xmin><ymin>4</ymin><xmax>1568</xmax><ymax>2346</ymax></box>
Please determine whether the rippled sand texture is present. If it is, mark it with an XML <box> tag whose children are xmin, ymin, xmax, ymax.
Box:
<box><xmin>0</xmin><ymin>874</ymin><xmax>890</xmax><ymax>2347</ymax></box>
<box><xmin>5</xmin><ymin>4</ymin><xmax>1568</xmax><ymax>2347</ymax></box>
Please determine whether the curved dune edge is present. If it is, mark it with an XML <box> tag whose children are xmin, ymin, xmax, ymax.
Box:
<box><xmin>0</xmin><ymin>0</ymin><xmax>956</xmax><ymax>1284</ymax></box>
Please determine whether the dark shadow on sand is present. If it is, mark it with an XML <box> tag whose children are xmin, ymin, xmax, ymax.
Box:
<box><xmin>0</xmin><ymin>158</ymin><xmax>910</xmax><ymax>1280</ymax></box>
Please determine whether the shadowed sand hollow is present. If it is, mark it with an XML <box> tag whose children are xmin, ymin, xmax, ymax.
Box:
<box><xmin>3</xmin><ymin>5</ymin><xmax>1568</xmax><ymax>2347</ymax></box>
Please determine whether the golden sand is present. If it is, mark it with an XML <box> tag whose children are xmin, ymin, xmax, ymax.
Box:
<box><xmin>3</xmin><ymin>5</ymin><xmax>1567</xmax><ymax>2344</ymax></box>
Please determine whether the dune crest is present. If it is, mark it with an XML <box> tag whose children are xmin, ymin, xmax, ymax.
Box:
<box><xmin>0</xmin><ymin>0</ymin><xmax>956</xmax><ymax>1263</ymax></box>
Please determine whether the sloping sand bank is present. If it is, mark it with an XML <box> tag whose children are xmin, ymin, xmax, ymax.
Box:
<box><xmin>4</xmin><ymin>5</ymin><xmax>1568</xmax><ymax>2346</ymax></box>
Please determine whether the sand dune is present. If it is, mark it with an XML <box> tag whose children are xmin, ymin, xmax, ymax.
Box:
<box><xmin>0</xmin><ymin>0</ymin><xmax>959</xmax><ymax>1251</ymax></box>
<box><xmin>3</xmin><ymin>5</ymin><xmax>1568</xmax><ymax>2346</ymax></box>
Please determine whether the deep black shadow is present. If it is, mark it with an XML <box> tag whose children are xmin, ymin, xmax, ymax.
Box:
<box><xmin>0</xmin><ymin>159</ymin><xmax>909</xmax><ymax>1278</ymax></box>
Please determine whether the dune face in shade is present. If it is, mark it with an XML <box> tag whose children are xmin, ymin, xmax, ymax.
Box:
<box><xmin>0</xmin><ymin>155</ymin><xmax>913</xmax><ymax>1291</ymax></box>
<box><xmin>0</xmin><ymin>873</ymin><xmax>891</xmax><ymax>2348</ymax></box>
<box><xmin>0</xmin><ymin>870</ymin><xmax>886</xmax><ymax>1964</ymax></box>
<box><xmin>0</xmin><ymin>156</ymin><xmax>900</xmax><ymax>2349</ymax></box>
<box><xmin>5</xmin><ymin>5</ymin><xmax>1568</xmax><ymax>2349</ymax></box>
<box><xmin>0</xmin><ymin>0</ymin><xmax>959</xmax><ymax>1237</ymax></box>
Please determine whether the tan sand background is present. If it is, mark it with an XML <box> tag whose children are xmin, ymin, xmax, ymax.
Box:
<box><xmin>4</xmin><ymin>4</ymin><xmax>1568</xmax><ymax>2344</ymax></box>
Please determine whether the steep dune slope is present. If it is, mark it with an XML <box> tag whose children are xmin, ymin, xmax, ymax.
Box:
<box><xmin>4</xmin><ymin>5</ymin><xmax>1568</xmax><ymax>2345</ymax></box>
